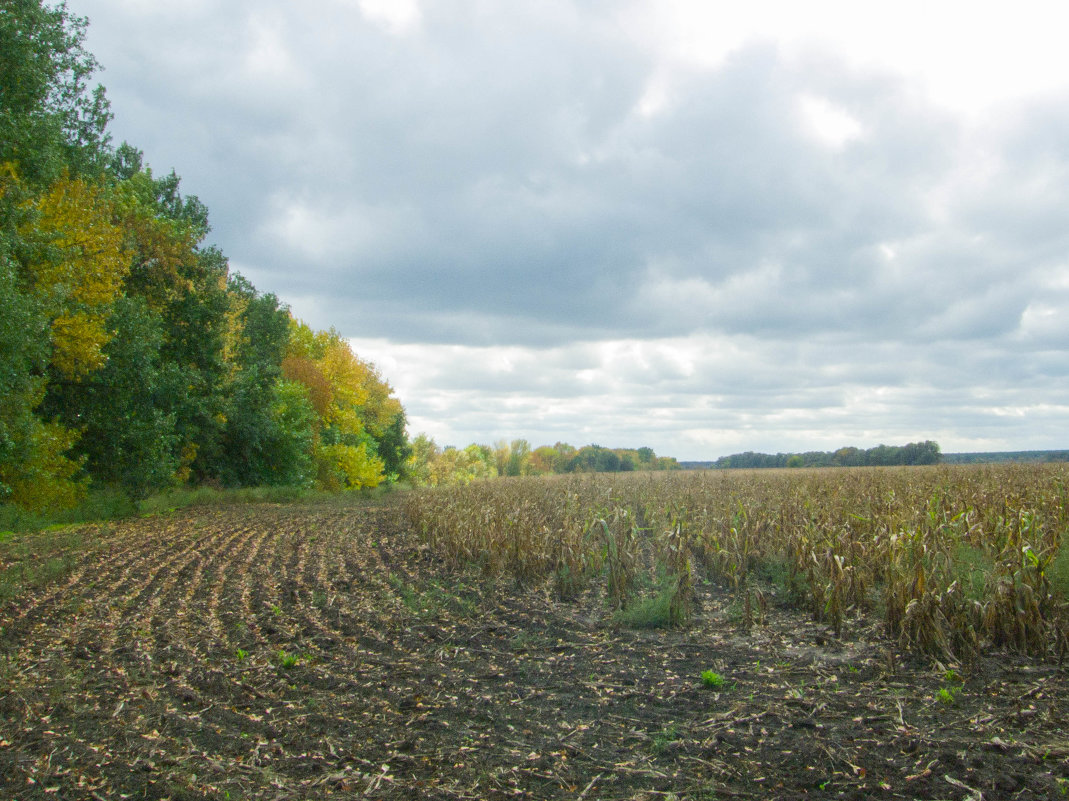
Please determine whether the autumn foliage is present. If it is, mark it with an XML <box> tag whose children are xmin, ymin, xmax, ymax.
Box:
<box><xmin>0</xmin><ymin>2</ymin><xmax>408</xmax><ymax>509</ymax></box>
<box><xmin>282</xmin><ymin>322</ymin><xmax>406</xmax><ymax>490</ymax></box>
<box><xmin>20</xmin><ymin>173</ymin><xmax>129</xmax><ymax>378</ymax></box>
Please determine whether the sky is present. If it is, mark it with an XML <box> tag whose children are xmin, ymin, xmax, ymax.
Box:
<box><xmin>68</xmin><ymin>0</ymin><xmax>1069</xmax><ymax>459</ymax></box>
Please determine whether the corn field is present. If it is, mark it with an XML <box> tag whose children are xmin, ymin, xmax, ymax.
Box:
<box><xmin>406</xmin><ymin>464</ymin><xmax>1069</xmax><ymax>661</ymax></box>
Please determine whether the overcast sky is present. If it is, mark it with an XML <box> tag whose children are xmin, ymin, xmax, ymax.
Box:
<box><xmin>70</xmin><ymin>0</ymin><xmax>1069</xmax><ymax>458</ymax></box>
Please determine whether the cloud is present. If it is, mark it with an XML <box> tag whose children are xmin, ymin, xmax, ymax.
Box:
<box><xmin>356</xmin><ymin>0</ymin><xmax>421</xmax><ymax>34</ymax></box>
<box><xmin>87</xmin><ymin>4</ymin><xmax>959</xmax><ymax>348</ymax></box>
<box><xmin>351</xmin><ymin>332</ymin><xmax>1069</xmax><ymax>458</ymax></box>
<box><xmin>72</xmin><ymin>0</ymin><xmax>1069</xmax><ymax>455</ymax></box>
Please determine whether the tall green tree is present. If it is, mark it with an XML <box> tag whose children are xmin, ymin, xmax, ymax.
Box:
<box><xmin>0</xmin><ymin>255</ymin><xmax>61</xmax><ymax>507</ymax></box>
<box><xmin>213</xmin><ymin>274</ymin><xmax>308</xmax><ymax>486</ymax></box>
<box><xmin>0</xmin><ymin>0</ymin><xmax>114</xmax><ymax>508</ymax></box>
<box><xmin>43</xmin><ymin>295</ymin><xmax>179</xmax><ymax>499</ymax></box>
<box><xmin>377</xmin><ymin>411</ymin><xmax>411</xmax><ymax>480</ymax></box>
<box><xmin>0</xmin><ymin>0</ymin><xmax>111</xmax><ymax>186</ymax></box>
<box><xmin>109</xmin><ymin>153</ymin><xmax>229</xmax><ymax>483</ymax></box>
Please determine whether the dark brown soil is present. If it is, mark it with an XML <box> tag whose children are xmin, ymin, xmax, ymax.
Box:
<box><xmin>0</xmin><ymin>498</ymin><xmax>1066</xmax><ymax>799</ymax></box>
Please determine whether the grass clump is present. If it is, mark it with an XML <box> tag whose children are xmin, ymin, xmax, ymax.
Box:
<box><xmin>614</xmin><ymin>591</ymin><xmax>672</xmax><ymax>629</ymax></box>
<box><xmin>936</xmin><ymin>686</ymin><xmax>959</xmax><ymax>704</ymax></box>
<box><xmin>701</xmin><ymin>670</ymin><xmax>725</xmax><ymax>689</ymax></box>
<box><xmin>276</xmin><ymin>650</ymin><xmax>300</xmax><ymax>669</ymax></box>
<box><xmin>613</xmin><ymin>572</ymin><xmax>688</xmax><ymax>629</ymax></box>
<box><xmin>615</xmin><ymin>577</ymin><xmax>671</xmax><ymax>628</ymax></box>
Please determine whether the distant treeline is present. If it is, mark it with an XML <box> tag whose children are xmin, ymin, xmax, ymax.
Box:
<box><xmin>942</xmin><ymin>451</ymin><xmax>1069</xmax><ymax>464</ymax></box>
<box><xmin>408</xmin><ymin>438</ymin><xmax>680</xmax><ymax>486</ymax></box>
<box><xmin>690</xmin><ymin>441</ymin><xmax>942</xmax><ymax>470</ymax></box>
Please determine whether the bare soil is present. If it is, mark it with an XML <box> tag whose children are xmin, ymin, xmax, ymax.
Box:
<box><xmin>0</xmin><ymin>497</ymin><xmax>1066</xmax><ymax>799</ymax></box>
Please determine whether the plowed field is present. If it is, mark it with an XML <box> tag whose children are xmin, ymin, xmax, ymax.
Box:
<box><xmin>1</xmin><ymin>497</ymin><xmax>1066</xmax><ymax>799</ymax></box>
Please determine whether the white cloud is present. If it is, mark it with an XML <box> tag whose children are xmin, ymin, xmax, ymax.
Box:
<box><xmin>356</xmin><ymin>0</ymin><xmax>421</xmax><ymax>33</ymax></box>
<box><xmin>622</xmin><ymin>0</ymin><xmax>1069</xmax><ymax>115</ymax></box>
<box><xmin>350</xmin><ymin>332</ymin><xmax>1069</xmax><ymax>458</ymax></box>
<box><xmin>69</xmin><ymin>0</ymin><xmax>1069</xmax><ymax>457</ymax></box>
<box><xmin>797</xmin><ymin>93</ymin><xmax>863</xmax><ymax>148</ymax></box>
<box><xmin>1017</xmin><ymin>303</ymin><xmax>1069</xmax><ymax>345</ymax></box>
<box><xmin>241</xmin><ymin>14</ymin><xmax>299</xmax><ymax>82</ymax></box>
<box><xmin>261</xmin><ymin>195</ymin><xmax>420</xmax><ymax>264</ymax></box>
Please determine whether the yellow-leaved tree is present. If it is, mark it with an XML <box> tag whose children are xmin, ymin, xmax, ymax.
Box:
<box><xmin>20</xmin><ymin>173</ymin><xmax>129</xmax><ymax>378</ymax></box>
<box><xmin>0</xmin><ymin>172</ymin><xmax>128</xmax><ymax>509</ymax></box>
<box><xmin>283</xmin><ymin>321</ymin><xmax>404</xmax><ymax>490</ymax></box>
<box><xmin>1</xmin><ymin>414</ymin><xmax>85</xmax><ymax>511</ymax></box>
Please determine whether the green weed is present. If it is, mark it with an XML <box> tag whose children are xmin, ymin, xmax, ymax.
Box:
<box><xmin>700</xmin><ymin>670</ymin><xmax>725</xmax><ymax>689</ymax></box>
<box><xmin>388</xmin><ymin>573</ymin><xmax>421</xmax><ymax>612</ymax></box>
<box><xmin>937</xmin><ymin>668</ymin><xmax>964</xmax><ymax>704</ymax></box>
<box><xmin>650</xmin><ymin>723</ymin><xmax>680</xmax><ymax>755</ymax></box>
<box><xmin>936</xmin><ymin>686</ymin><xmax>958</xmax><ymax>704</ymax></box>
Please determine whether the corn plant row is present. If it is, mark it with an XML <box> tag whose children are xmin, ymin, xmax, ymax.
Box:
<box><xmin>404</xmin><ymin>465</ymin><xmax>1069</xmax><ymax>660</ymax></box>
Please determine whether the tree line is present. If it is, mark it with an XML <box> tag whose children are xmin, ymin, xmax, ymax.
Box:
<box><xmin>941</xmin><ymin>450</ymin><xmax>1069</xmax><ymax>465</ymax></box>
<box><xmin>710</xmin><ymin>441</ymin><xmax>942</xmax><ymax>470</ymax></box>
<box><xmin>0</xmin><ymin>1</ymin><xmax>408</xmax><ymax>510</ymax></box>
<box><xmin>407</xmin><ymin>438</ymin><xmax>681</xmax><ymax>486</ymax></box>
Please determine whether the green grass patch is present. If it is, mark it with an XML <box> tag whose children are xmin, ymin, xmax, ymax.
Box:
<box><xmin>1045</xmin><ymin>543</ymin><xmax>1069</xmax><ymax>602</ymax></box>
<box><xmin>388</xmin><ymin>573</ymin><xmax>422</xmax><ymax>612</ymax></box>
<box><xmin>388</xmin><ymin>574</ymin><xmax>480</xmax><ymax>618</ymax></box>
<box><xmin>613</xmin><ymin>572</ymin><xmax>686</xmax><ymax>629</ymax></box>
<box><xmin>614</xmin><ymin>590</ymin><xmax>673</xmax><ymax>628</ymax></box>
<box><xmin>0</xmin><ymin>486</ymin><xmax>136</xmax><ymax>533</ymax></box>
<box><xmin>650</xmin><ymin>723</ymin><xmax>680</xmax><ymax>755</ymax></box>
<box><xmin>136</xmin><ymin>482</ymin><xmax>407</xmax><ymax>516</ymax></box>
<box><xmin>0</xmin><ymin>480</ymin><xmax>373</xmax><ymax>533</ymax></box>
<box><xmin>750</xmin><ymin>553</ymin><xmax>807</xmax><ymax>604</ymax></box>
<box><xmin>138</xmin><ymin>484</ymin><xmax>323</xmax><ymax>515</ymax></box>
<box><xmin>951</xmin><ymin>542</ymin><xmax>995</xmax><ymax>602</ymax></box>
